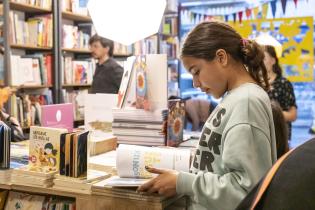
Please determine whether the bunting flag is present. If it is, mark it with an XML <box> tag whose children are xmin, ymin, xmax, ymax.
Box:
<box><xmin>238</xmin><ymin>11</ymin><xmax>243</xmax><ymax>23</ymax></box>
<box><xmin>193</xmin><ymin>13</ymin><xmax>197</xmax><ymax>23</ymax></box>
<box><xmin>293</xmin><ymin>0</ymin><xmax>298</xmax><ymax>7</ymax></box>
<box><xmin>270</xmin><ymin>0</ymin><xmax>277</xmax><ymax>18</ymax></box>
<box><xmin>262</xmin><ymin>3</ymin><xmax>268</xmax><ymax>19</ymax></box>
<box><xmin>233</xmin><ymin>13</ymin><xmax>237</xmax><ymax>23</ymax></box>
<box><xmin>253</xmin><ymin>7</ymin><xmax>259</xmax><ymax>19</ymax></box>
<box><xmin>281</xmin><ymin>0</ymin><xmax>287</xmax><ymax>14</ymax></box>
<box><xmin>225</xmin><ymin>15</ymin><xmax>229</xmax><ymax>22</ymax></box>
<box><xmin>245</xmin><ymin>8</ymin><xmax>252</xmax><ymax>19</ymax></box>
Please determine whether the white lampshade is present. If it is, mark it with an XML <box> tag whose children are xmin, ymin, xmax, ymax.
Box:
<box><xmin>255</xmin><ymin>34</ymin><xmax>283</xmax><ymax>58</ymax></box>
<box><xmin>87</xmin><ymin>0</ymin><xmax>167</xmax><ymax>46</ymax></box>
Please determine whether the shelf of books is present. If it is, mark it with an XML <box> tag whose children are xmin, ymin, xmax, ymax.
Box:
<box><xmin>4</xmin><ymin>0</ymin><xmax>55</xmax><ymax>129</ymax></box>
<box><xmin>161</xmin><ymin>10</ymin><xmax>180</xmax><ymax>97</ymax></box>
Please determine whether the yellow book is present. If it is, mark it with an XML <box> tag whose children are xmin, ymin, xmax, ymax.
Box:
<box><xmin>29</xmin><ymin>126</ymin><xmax>67</xmax><ymax>172</ymax></box>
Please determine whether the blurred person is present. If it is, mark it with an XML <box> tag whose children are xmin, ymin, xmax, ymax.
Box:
<box><xmin>264</xmin><ymin>45</ymin><xmax>297</xmax><ymax>141</ymax></box>
<box><xmin>89</xmin><ymin>34</ymin><xmax>123</xmax><ymax>94</ymax></box>
<box><xmin>271</xmin><ymin>100</ymin><xmax>289</xmax><ymax>158</ymax></box>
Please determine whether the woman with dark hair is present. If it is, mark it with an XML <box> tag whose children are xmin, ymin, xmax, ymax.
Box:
<box><xmin>270</xmin><ymin>100</ymin><xmax>289</xmax><ymax>159</ymax></box>
<box><xmin>138</xmin><ymin>21</ymin><xmax>276</xmax><ymax>210</ymax></box>
<box><xmin>264</xmin><ymin>45</ymin><xmax>297</xmax><ymax>141</ymax></box>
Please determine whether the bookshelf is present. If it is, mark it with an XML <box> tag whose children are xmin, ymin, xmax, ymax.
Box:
<box><xmin>3</xmin><ymin>0</ymin><xmax>57</xmax><ymax>128</ymax></box>
<box><xmin>160</xmin><ymin>6</ymin><xmax>180</xmax><ymax>97</ymax></box>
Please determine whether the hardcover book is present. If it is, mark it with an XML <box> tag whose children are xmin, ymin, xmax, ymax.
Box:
<box><xmin>29</xmin><ymin>126</ymin><xmax>67</xmax><ymax>172</ymax></box>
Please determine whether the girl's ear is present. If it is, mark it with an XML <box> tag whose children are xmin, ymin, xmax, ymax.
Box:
<box><xmin>216</xmin><ymin>49</ymin><xmax>228</xmax><ymax>66</ymax></box>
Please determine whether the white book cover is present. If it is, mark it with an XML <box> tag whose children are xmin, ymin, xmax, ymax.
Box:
<box><xmin>117</xmin><ymin>56</ymin><xmax>136</xmax><ymax>108</ymax></box>
<box><xmin>116</xmin><ymin>144</ymin><xmax>190</xmax><ymax>179</ymax></box>
<box><xmin>84</xmin><ymin>94</ymin><xmax>117</xmax><ymax>135</ymax></box>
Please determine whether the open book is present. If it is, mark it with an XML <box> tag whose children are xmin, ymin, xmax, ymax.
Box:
<box><xmin>104</xmin><ymin>144</ymin><xmax>191</xmax><ymax>187</ymax></box>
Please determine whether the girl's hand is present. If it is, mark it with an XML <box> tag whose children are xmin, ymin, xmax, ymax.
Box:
<box><xmin>137</xmin><ymin>166</ymin><xmax>178</xmax><ymax>198</ymax></box>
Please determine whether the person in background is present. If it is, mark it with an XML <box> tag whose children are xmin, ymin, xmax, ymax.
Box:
<box><xmin>264</xmin><ymin>45</ymin><xmax>297</xmax><ymax>141</ymax></box>
<box><xmin>168</xmin><ymin>96</ymin><xmax>217</xmax><ymax>131</ymax></box>
<box><xmin>89</xmin><ymin>34</ymin><xmax>123</xmax><ymax>94</ymax></box>
<box><xmin>0</xmin><ymin>87</ymin><xmax>25</xmax><ymax>141</ymax></box>
<box><xmin>138</xmin><ymin>21</ymin><xmax>276</xmax><ymax>210</ymax></box>
<box><xmin>271</xmin><ymin>100</ymin><xmax>289</xmax><ymax>159</ymax></box>
<box><xmin>185</xmin><ymin>98</ymin><xmax>217</xmax><ymax>131</ymax></box>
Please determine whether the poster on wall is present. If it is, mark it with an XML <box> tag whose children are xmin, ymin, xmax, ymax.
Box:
<box><xmin>230</xmin><ymin>16</ymin><xmax>314</xmax><ymax>82</ymax></box>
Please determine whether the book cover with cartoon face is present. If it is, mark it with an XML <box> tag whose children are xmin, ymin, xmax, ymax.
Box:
<box><xmin>29</xmin><ymin>126</ymin><xmax>67</xmax><ymax>172</ymax></box>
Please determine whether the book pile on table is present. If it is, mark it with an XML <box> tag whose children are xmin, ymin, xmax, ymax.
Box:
<box><xmin>0</xmin><ymin>161</ymin><xmax>26</xmax><ymax>185</ymax></box>
<box><xmin>112</xmin><ymin>108</ymin><xmax>165</xmax><ymax>146</ymax></box>
<box><xmin>11</xmin><ymin>126</ymin><xmax>67</xmax><ymax>188</ymax></box>
<box><xmin>53</xmin><ymin>169</ymin><xmax>110</xmax><ymax>194</ymax></box>
<box><xmin>10</xmin><ymin>166</ymin><xmax>57</xmax><ymax>187</ymax></box>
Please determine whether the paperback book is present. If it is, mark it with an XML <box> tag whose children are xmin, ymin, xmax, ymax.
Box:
<box><xmin>167</xmin><ymin>99</ymin><xmax>185</xmax><ymax>146</ymax></box>
<box><xmin>107</xmin><ymin>144</ymin><xmax>191</xmax><ymax>186</ymax></box>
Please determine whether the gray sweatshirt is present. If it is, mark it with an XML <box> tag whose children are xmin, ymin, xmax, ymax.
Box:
<box><xmin>176</xmin><ymin>83</ymin><xmax>277</xmax><ymax>210</ymax></box>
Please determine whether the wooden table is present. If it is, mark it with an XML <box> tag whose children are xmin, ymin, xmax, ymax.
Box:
<box><xmin>0</xmin><ymin>183</ymin><xmax>187</xmax><ymax>210</ymax></box>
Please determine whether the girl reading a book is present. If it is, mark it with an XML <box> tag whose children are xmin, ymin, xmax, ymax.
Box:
<box><xmin>138</xmin><ymin>21</ymin><xmax>277</xmax><ymax>210</ymax></box>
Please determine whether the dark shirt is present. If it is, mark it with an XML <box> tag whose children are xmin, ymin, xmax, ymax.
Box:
<box><xmin>90</xmin><ymin>58</ymin><xmax>123</xmax><ymax>94</ymax></box>
<box><xmin>268</xmin><ymin>75</ymin><xmax>297</xmax><ymax>140</ymax></box>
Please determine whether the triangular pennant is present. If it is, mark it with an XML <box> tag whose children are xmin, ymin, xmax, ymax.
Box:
<box><xmin>281</xmin><ymin>0</ymin><xmax>287</xmax><ymax>14</ymax></box>
<box><xmin>253</xmin><ymin>7</ymin><xmax>259</xmax><ymax>19</ymax></box>
<box><xmin>262</xmin><ymin>3</ymin><xmax>268</xmax><ymax>19</ymax></box>
<box><xmin>233</xmin><ymin>13</ymin><xmax>237</xmax><ymax>23</ymax></box>
<box><xmin>293</xmin><ymin>0</ymin><xmax>298</xmax><ymax>7</ymax></box>
<box><xmin>238</xmin><ymin>11</ymin><xmax>243</xmax><ymax>23</ymax></box>
<box><xmin>225</xmin><ymin>15</ymin><xmax>229</xmax><ymax>22</ymax></box>
<box><xmin>201</xmin><ymin>14</ymin><xmax>206</xmax><ymax>22</ymax></box>
<box><xmin>245</xmin><ymin>8</ymin><xmax>252</xmax><ymax>19</ymax></box>
<box><xmin>232</xmin><ymin>13</ymin><xmax>236</xmax><ymax>22</ymax></box>
<box><xmin>270</xmin><ymin>0</ymin><xmax>277</xmax><ymax>18</ymax></box>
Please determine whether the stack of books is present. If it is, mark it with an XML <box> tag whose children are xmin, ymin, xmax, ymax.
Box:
<box><xmin>53</xmin><ymin>169</ymin><xmax>110</xmax><ymax>194</ymax></box>
<box><xmin>10</xmin><ymin>166</ymin><xmax>57</xmax><ymax>187</ymax></box>
<box><xmin>0</xmin><ymin>161</ymin><xmax>26</xmax><ymax>185</ymax></box>
<box><xmin>112</xmin><ymin>108</ymin><xmax>165</xmax><ymax>146</ymax></box>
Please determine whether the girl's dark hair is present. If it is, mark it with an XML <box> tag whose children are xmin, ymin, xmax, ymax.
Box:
<box><xmin>45</xmin><ymin>143</ymin><xmax>57</xmax><ymax>156</ymax></box>
<box><xmin>271</xmin><ymin>100</ymin><xmax>289</xmax><ymax>159</ymax></box>
<box><xmin>264</xmin><ymin>45</ymin><xmax>282</xmax><ymax>77</ymax></box>
<box><xmin>181</xmin><ymin>21</ymin><xmax>269</xmax><ymax>91</ymax></box>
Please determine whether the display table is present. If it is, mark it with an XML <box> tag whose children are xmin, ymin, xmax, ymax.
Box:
<box><xmin>0</xmin><ymin>182</ymin><xmax>186</xmax><ymax>210</ymax></box>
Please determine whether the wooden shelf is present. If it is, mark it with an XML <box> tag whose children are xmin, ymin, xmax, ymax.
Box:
<box><xmin>10</xmin><ymin>44</ymin><xmax>52</xmax><ymax>51</ymax></box>
<box><xmin>0</xmin><ymin>183</ymin><xmax>11</xmax><ymax>190</ymax></box>
<box><xmin>63</xmin><ymin>48</ymin><xmax>91</xmax><ymax>54</ymax></box>
<box><xmin>62</xmin><ymin>84</ymin><xmax>91</xmax><ymax>88</ymax></box>
<box><xmin>113</xmin><ymin>53</ymin><xmax>132</xmax><ymax>58</ymax></box>
<box><xmin>10</xmin><ymin>1</ymin><xmax>51</xmax><ymax>13</ymax></box>
<box><xmin>62</xmin><ymin>11</ymin><xmax>92</xmax><ymax>22</ymax></box>
<box><xmin>12</xmin><ymin>85</ymin><xmax>52</xmax><ymax>89</ymax></box>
